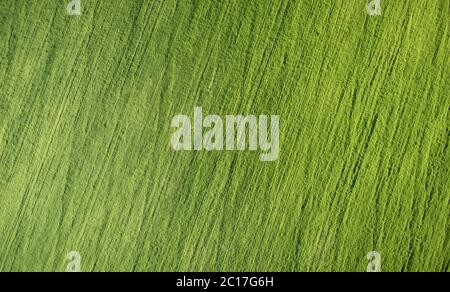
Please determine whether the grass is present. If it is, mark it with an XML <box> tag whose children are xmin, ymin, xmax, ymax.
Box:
<box><xmin>0</xmin><ymin>0</ymin><xmax>448</xmax><ymax>272</ymax></box>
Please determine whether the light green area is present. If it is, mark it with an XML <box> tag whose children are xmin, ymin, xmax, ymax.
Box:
<box><xmin>0</xmin><ymin>0</ymin><xmax>448</xmax><ymax>272</ymax></box>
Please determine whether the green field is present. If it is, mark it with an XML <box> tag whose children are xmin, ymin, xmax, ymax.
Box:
<box><xmin>0</xmin><ymin>0</ymin><xmax>448</xmax><ymax>272</ymax></box>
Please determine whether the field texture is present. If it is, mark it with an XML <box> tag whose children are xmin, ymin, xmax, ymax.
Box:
<box><xmin>0</xmin><ymin>0</ymin><xmax>448</xmax><ymax>272</ymax></box>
